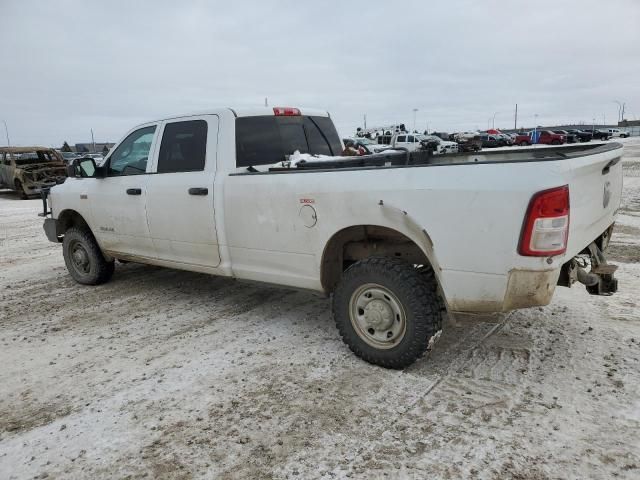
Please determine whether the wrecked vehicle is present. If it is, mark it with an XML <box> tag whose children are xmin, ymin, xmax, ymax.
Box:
<box><xmin>0</xmin><ymin>147</ymin><xmax>67</xmax><ymax>199</ymax></box>
<box><xmin>41</xmin><ymin>107</ymin><xmax>623</xmax><ymax>369</ymax></box>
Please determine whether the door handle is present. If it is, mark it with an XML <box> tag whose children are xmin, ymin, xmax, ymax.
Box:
<box><xmin>188</xmin><ymin>187</ymin><xmax>208</xmax><ymax>196</ymax></box>
<box><xmin>126</xmin><ymin>188</ymin><xmax>142</xmax><ymax>195</ymax></box>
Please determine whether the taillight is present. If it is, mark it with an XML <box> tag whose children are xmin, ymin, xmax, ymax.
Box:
<box><xmin>273</xmin><ymin>107</ymin><xmax>301</xmax><ymax>116</ymax></box>
<box><xmin>518</xmin><ymin>185</ymin><xmax>570</xmax><ymax>256</ymax></box>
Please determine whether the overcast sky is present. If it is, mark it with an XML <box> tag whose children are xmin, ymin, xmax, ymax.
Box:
<box><xmin>1</xmin><ymin>0</ymin><xmax>639</xmax><ymax>146</ymax></box>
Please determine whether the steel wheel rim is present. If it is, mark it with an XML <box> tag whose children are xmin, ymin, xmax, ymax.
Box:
<box><xmin>349</xmin><ymin>283</ymin><xmax>406</xmax><ymax>349</ymax></box>
<box><xmin>69</xmin><ymin>240</ymin><xmax>91</xmax><ymax>275</ymax></box>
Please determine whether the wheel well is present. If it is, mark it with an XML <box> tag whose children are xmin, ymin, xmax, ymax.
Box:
<box><xmin>57</xmin><ymin>210</ymin><xmax>90</xmax><ymax>234</ymax></box>
<box><xmin>321</xmin><ymin>225</ymin><xmax>432</xmax><ymax>293</ymax></box>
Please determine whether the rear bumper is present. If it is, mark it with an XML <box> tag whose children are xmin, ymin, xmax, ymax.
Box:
<box><xmin>442</xmin><ymin>268</ymin><xmax>560</xmax><ymax>313</ymax></box>
<box><xmin>43</xmin><ymin>218</ymin><xmax>60</xmax><ymax>243</ymax></box>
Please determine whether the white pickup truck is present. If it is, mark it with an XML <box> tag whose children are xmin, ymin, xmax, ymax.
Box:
<box><xmin>42</xmin><ymin>106</ymin><xmax>623</xmax><ymax>368</ymax></box>
<box><xmin>389</xmin><ymin>133</ymin><xmax>459</xmax><ymax>154</ymax></box>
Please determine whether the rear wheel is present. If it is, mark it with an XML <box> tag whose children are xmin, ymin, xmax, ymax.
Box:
<box><xmin>332</xmin><ymin>257</ymin><xmax>444</xmax><ymax>369</ymax></box>
<box><xmin>519</xmin><ymin>141</ymin><xmax>528</xmax><ymax>146</ymax></box>
<box><xmin>62</xmin><ymin>226</ymin><xmax>114</xmax><ymax>285</ymax></box>
<box><xmin>551</xmin><ymin>139</ymin><xmax>561</xmax><ymax>145</ymax></box>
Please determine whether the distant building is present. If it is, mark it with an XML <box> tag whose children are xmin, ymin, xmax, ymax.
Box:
<box><xmin>74</xmin><ymin>142</ymin><xmax>115</xmax><ymax>154</ymax></box>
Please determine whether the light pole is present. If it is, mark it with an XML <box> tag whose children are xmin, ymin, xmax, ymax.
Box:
<box><xmin>2</xmin><ymin>120</ymin><xmax>10</xmax><ymax>147</ymax></box>
<box><xmin>492</xmin><ymin>112</ymin><xmax>498</xmax><ymax>130</ymax></box>
<box><xmin>412</xmin><ymin>108</ymin><xmax>418</xmax><ymax>133</ymax></box>
<box><xmin>614</xmin><ymin>100</ymin><xmax>622</xmax><ymax>123</ymax></box>
<box><xmin>533</xmin><ymin>114</ymin><xmax>539</xmax><ymax>145</ymax></box>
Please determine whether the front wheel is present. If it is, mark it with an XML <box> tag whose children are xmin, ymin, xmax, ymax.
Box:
<box><xmin>332</xmin><ymin>257</ymin><xmax>444</xmax><ymax>369</ymax></box>
<box><xmin>62</xmin><ymin>227</ymin><xmax>115</xmax><ymax>285</ymax></box>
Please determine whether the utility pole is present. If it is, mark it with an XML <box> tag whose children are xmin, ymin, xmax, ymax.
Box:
<box><xmin>412</xmin><ymin>108</ymin><xmax>418</xmax><ymax>133</ymax></box>
<box><xmin>364</xmin><ymin>114</ymin><xmax>367</xmax><ymax>129</ymax></box>
<box><xmin>492</xmin><ymin>112</ymin><xmax>498</xmax><ymax>130</ymax></box>
<box><xmin>91</xmin><ymin>128</ymin><xmax>96</xmax><ymax>153</ymax></box>
<box><xmin>614</xmin><ymin>100</ymin><xmax>623</xmax><ymax>123</ymax></box>
<box><xmin>2</xmin><ymin>120</ymin><xmax>10</xmax><ymax>147</ymax></box>
<box><xmin>264</xmin><ymin>97</ymin><xmax>268</xmax><ymax>107</ymax></box>
<box><xmin>514</xmin><ymin>104</ymin><xmax>518</xmax><ymax>130</ymax></box>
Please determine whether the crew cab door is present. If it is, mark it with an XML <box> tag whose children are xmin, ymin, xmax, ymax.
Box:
<box><xmin>89</xmin><ymin>124</ymin><xmax>158</xmax><ymax>258</ymax></box>
<box><xmin>145</xmin><ymin>115</ymin><xmax>221</xmax><ymax>268</ymax></box>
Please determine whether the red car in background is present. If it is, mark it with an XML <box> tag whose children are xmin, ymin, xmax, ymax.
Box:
<box><xmin>514</xmin><ymin>133</ymin><xmax>532</xmax><ymax>146</ymax></box>
<box><xmin>537</xmin><ymin>130</ymin><xmax>566</xmax><ymax>145</ymax></box>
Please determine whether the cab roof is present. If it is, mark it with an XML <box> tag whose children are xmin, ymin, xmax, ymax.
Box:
<box><xmin>157</xmin><ymin>106</ymin><xmax>330</xmax><ymax>123</ymax></box>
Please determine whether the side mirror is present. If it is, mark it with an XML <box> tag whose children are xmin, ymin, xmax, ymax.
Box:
<box><xmin>68</xmin><ymin>158</ymin><xmax>102</xmax><ymax>178</ymax></box>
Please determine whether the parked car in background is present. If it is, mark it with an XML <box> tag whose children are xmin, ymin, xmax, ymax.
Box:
<box><xmin>0</xmin><ymin>147</ymin><xmax>67</xmax><ymax>198</ymax></box>
<box><xmin>389</xmin><ymin>133</ymin><xmax>458</xmax><ymax>154</ymax></box>
<box><xmin>591</xmin><ymin>129</ymin><xmax>611</xmax><ymax>141</ymax></box>
<box><xmin>60</xmin><ymin>152</ymin><xmax>80</xmax><ymax>164</ymax></box>
<box><xmin>388</xmin><ymin>133</ymin><xmax>423</xmax><ymax>152</ymax></box>
<box><xmin>343</xmin><ymin>137</ymin><xmax>390</xmax><ymax>154</ymax></box>
<box><xmin>454</xmin><ymin>134</ymin><xmax>482</xmax><ymax>152</ymax></box>
<box><xmin>608</xmin><ymin>128</ymin><xmax>630</xmax><ymax>138</ymax></box>
<box><xmin>514</xmin><ymin>133</ymin><xmax>532</xmax><ymax>146</ymax></box>
<box><xmin>496</xmin><ymin>133</ymin><xmax>513</xmax><ymax>146</ymax></box>
<box><xmin>478</xmin><ymin>133</ymin><xmax>501</xmax><ymax>148</ymax></box>
<box><xmin>554</xmin><ymin>130</ymin><xmax>578</xmax><ymax>144</ymax></box>
<box><xmin>567</xmin><ymin>129</ymin><xmax>593</xmax><ymax>142</ymax></box>
<box><xmin>418</xmin><ymin>135</ymin><xmax>459</xmax><ymax>155</ymax></box>
<box><xmin>537</xmin><ymin>130</ymin><xmax>566</xmax><ymax>145</ymax></box>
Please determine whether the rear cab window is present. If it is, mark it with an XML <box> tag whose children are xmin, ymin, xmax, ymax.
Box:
<box><xmin>157</xmin><ymin>120</ymin><xmax>208</xmax><ymax>173</ymax></box>
<box><xmin>235</xmin><ymin>114</ymin><xmax>342</xmax><ymax>168</ymax></box>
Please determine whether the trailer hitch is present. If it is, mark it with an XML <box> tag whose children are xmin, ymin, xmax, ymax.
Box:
<box><xmin>558</xmin><ymin>242</ymin><xmax>618</xmax><ymax>295</ymax></box>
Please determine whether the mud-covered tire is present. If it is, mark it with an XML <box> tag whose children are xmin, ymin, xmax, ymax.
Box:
<box><xmin>332</xmin><ymin>257</ymin><xmax>444</xmax><ymax>369</ymax></box>
<box><xmin>62</xmin><ymin>226</ymin><xmax>114</xmax><ymax>285</ymax></box>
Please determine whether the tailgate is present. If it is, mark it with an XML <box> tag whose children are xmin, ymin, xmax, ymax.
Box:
<box><xmin>565</xmin><ymin>143</ymin><xmax>623</xmax><ymax>257</ymax></box>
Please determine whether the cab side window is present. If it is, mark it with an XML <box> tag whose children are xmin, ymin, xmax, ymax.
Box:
<box><xmin>107</xmin><ymin>126</ymin><xmax>156</xmax><ymax>176</ymax></box>
<box><xmin>157</xmin><ymin>120</ymin><xmax>208</xmax><ymax>173</ymax></box>
<box><xmin>397</xmin><ymin>135</ymin><xmax>406</xmax><ymax>143</ymax></box>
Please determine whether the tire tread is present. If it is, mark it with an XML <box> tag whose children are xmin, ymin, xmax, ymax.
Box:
<box><xmin>332</xmin><ymin>256</ymin><xmax>444</xmax><ymax>369</ymax></box>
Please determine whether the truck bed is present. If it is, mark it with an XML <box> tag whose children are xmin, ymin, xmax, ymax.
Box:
<box><xmin>257</xmin><ymin>142</ymin><xmax>621</xmax><ymax>174</ymax></box>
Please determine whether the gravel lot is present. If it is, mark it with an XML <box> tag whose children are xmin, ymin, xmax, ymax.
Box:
<box><xmin>1</xmin><ymin>139</ymin><xmax>639</xmax><ymax>479</ymax></box>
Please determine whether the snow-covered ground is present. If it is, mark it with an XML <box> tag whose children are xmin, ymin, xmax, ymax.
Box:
<box><xmin>1</xmin><ymin>139</ymin><xmax>639</xmax><ymax>479</ymax></box>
